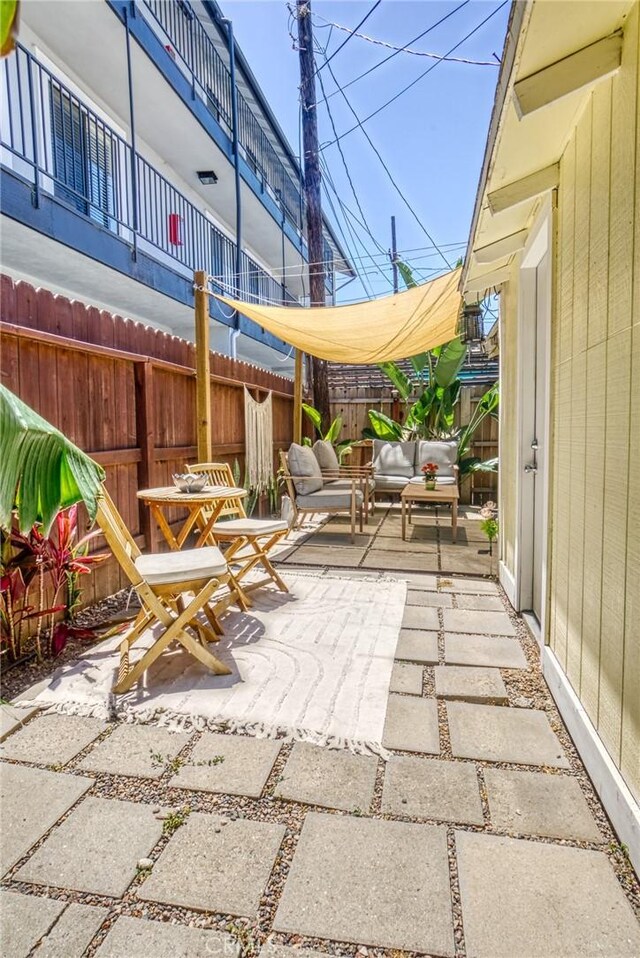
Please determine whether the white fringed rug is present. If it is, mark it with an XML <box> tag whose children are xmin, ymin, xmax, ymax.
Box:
<box><xmin>22</xmin><ymin>572</ymin><xmax>406</xmax><ymax>755</ymax></box>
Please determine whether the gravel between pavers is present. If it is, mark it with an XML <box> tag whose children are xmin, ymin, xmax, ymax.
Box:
<box><xmin>1</xmin><ymin>563</ymin><xmax>638</xmax><ymax>957</ymax></box>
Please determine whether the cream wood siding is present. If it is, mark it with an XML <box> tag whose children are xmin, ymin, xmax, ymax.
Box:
<box><xmin>548</xmin><ymin>2</ymin><xmax>639</xmax><ymax>799</ymax></box>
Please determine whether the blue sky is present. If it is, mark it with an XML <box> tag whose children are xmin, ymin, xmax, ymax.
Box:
<box><xmin>219</xmin><ymin>1</ymin><xmax>510</xmax><ymax>302</ymax></box>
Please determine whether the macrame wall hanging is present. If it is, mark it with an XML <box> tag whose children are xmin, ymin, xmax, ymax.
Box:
<box><xmin>243</xmin><ymin>386</ymin><xmax>273</xmax><ymax>492</ymax></box>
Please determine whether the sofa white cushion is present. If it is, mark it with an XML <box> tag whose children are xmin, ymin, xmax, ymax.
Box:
<box><xmin>288</xmin><ymin>443</ymin><xmax>323</xmax><ymax>495</ymax></box>
<box><xmin>313</xmin><ymin>439</ymin><xmax>340</xmax><ymax>473</ymax></box>
<box><xmin>373</xmin><ymin>474</ymin><xmax>411</xmax><ymax>491</ymax></box>
<box><xmin>136</xmin><ymin>546</ymin><xmax>227</xmax><ymax>586</ymax></box>
<box><xmin>372</xmin><ymin>440</ymin><xmax>415</xmax><ymax>478</ymax></box>
<box><xmin>415</xmin><ymin>440</ymin><xmax>458</xmax><ymax>478</ymax></box>
<box><xmin>297</xmin><ymin>488</ymin><xmax>363</xmax><ymax>509</ymax></box>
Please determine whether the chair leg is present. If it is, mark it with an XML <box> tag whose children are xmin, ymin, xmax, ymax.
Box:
<box><xmin>350</xmin><ymin>497</ymin><xmax>356</xmax><ymax>544</ymax></box>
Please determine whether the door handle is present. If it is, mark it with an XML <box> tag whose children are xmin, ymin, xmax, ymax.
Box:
<box><xmin>524</xmin><ymin>463</ymin><xmax>537</xmax><ymax>474</ymax></box>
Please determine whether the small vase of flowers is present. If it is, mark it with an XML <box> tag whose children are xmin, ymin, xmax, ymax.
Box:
<box><xmin>421</xmin><ymin>462</ymin><xmax>439</xmax><ymax>490</ymax></box>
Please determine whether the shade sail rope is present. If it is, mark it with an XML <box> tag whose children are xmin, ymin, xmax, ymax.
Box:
<box><xmin>209</xmin><ymin>266</ymin><xmax>462</xmax><ymax>365</ymax></box>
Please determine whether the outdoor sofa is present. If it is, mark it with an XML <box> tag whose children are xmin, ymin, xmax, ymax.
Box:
<box><xmin>370</xmin><ymin>439</ymin><xmax>459</xmax><ymax>495</ymax></box>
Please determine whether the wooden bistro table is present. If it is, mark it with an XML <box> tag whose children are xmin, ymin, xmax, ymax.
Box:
<box><xmin>137</xmin><ymin>484</ymin><xmax>248</xmax><ymax>552</ymax></box>
<box><xmin>401</xmin><ymin>478</ymin><xmax>459</xmax><ymax>543</ymax></box>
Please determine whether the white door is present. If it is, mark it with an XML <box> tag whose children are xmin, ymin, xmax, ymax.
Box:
<box><xmin>531</xmin><ymin>252</ymin><xmax>549</xmax><ymax>621</ymax></box>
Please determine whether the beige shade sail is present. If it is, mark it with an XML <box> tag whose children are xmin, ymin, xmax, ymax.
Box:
<box><xmin>214</xmin><ymin>266</ymin><xmax>462</xmax><ymax>363</ymax></box>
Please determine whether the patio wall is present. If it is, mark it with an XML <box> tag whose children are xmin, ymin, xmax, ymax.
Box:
<box><xmin>0</xmin><ymin>273</ymin><xmax>296</xmax><ymax>605</ymax></box>
<box><xmin>329</xmin><ymin>384</ymin><xmax>499</xmax><ymax>505</ymax></box>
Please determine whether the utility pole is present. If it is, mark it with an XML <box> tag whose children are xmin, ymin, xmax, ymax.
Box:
<box><xmin>390</xmin><ymin>215</ymin><xmax>398</xmax><ymax>294</ymax></box>
<box><xmin>296</xmin><ymin>0</ymin><xmax>330</xmax><ymax>431</ymax></box>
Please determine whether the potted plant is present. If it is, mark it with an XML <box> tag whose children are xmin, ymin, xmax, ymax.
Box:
<box><xmin>421</xmin><ymin>462</ymin><xmax>439</xmax><ymax>490</ymax></box>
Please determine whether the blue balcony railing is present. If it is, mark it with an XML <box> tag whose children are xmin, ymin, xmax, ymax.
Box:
<box><xmin>0</xmin><ymin>43</ymin><xmax>296</xmax><ymax>308</ymax></box>
<box><xmin>140</xmin><ymin>0</ymin><xmax>303</xmax><ymax>233</ymax></box>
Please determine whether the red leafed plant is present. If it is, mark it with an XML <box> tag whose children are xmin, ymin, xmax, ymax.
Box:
<box><xmin>1</xmin><ymin>506</ymin><xmax>107</xmax><ymax>661</ymax></box>
<box><xmin>421</xmin><ymin>462</ymin><xmax>440</xmax><ymax>478</ymax></box>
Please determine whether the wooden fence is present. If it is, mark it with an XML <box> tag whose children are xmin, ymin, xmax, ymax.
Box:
<box><xmin>330</xmin><ymin>384</ymin><xmax>499</xmax><ymax>504</ymax></box>
<box><xmin>0</xmin><ymin>274</ymin><xmax>296</xmax><ymax>605</ymax></box>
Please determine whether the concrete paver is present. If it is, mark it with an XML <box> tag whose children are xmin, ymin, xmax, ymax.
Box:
<box><xmin>94</xmin><ymin>916</ymin><xmax>239</xmax><ymax>957</ymax></box>
<box><xmin>447</xmin><ymin>702</ymin><xmax>570</xmax><ymax>767</ymax></box>
<box><xmin>382</xmin><ymin>755</ymin><xmax>483</xmax><ymax>825</ymax></box>
<box><xmin>484</xmin><ymin>767</ymin><xmax>602</xmax><ymax>841</ymax></box>
<box><xmin>0</xmin><ymin>890</ymin><xmax>65</xmax><ymax>958</ymax></box>
<box><xmin>363</xmin><ymin>550</ymin><xmax>439</xmax><ymax>572</ymax></box>
<box><xmin>435</xmin><ymin>665</ymin><xmax>508</xmax><ymax>703</ymax></box>
<box><xmin>443</xmin><ymin>609</ymin><xmax>516</xmax><ymax>636</ymax></box>
<box><xmin>456</xmin><ymin>832</ymin><xmax>640</xmax><ymax>957</ymax></box>
<box><xmin>274</xmin><ymin>741</ymin><xmax>377</xmax><ymax>812</ymax></box>
<box><xmin>407</xmin><ymin>590</ymin><xmax>453</xmax><ymax>607</ymax></box>
<box><xmin>438</xmin><ymin>577</ymin><xmax>498</xmax><ymax>594</ymax></box>
<box><xmin>455</xmin><ymin>593</ymin><xmax>504</xmax><ymax>611</ymax></box>
<box><xmin>0</xmin><ymin>714</ymin><xmax>105</xmax><ymax>766</ymax></box>
<box><xmin>79</xmin><ymin>723</ymin><xmax>190</xmax><ymax>780</ymax></box>
<box><xmin>139</xmin><ymin>813</ymin><xmax>285</xmax><ymax>918</ymax></box>
<box><xmin>15</xmin><ymin>797</ymin><xmax>163</xmax><ymax>897</ymax></box>
<box><xmin>394</xmin><ymin>629</ymin><xmax>439</xmax><ymax>664</ymax></box>
<box><xmin>389</xmin><ymin>662</ymin><xmax>423</xmax><ymax>694</ymax></box>
<box><xmin>169</xmin><ymin>732</ymin><xmax>281</xmax><ymax>798</ymax></box>
<box><xmin>1</xmin><ymin>764</ymin><xmax>93</xmax><ymax>875</ymax></box>
<box><xmin>34</xmin><ymin>903</ymin><xmax>108</xmax><ymax>958</ymax></box>
<box><xmin>382</xmin><ymin>694</ymin><xmax>440</xmax><ymax>753</ymax></box>
<box><xmin>0</xmin><ymin>705</ymin><xmax>40</xmax><ymax>743</ymax></box>
<box><xmin>402</xmin><ymin>605</ymin><xmax>439</xmax><ymax>630</ymax></box>
<box><xmin>444</xmin><ymin>633</ymin><xmax>527</xmax><ymax>669</ymax></box>
<box><xmin>274</xmin><ymin>812</ymin><xmax>454</xmax><ymax>955</ymax></box>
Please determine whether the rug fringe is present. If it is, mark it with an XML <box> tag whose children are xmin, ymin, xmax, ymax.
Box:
<box><xmin>15</xmin><ymin>697</ymin><xmax>392</xmax><ymax>760</ymax></box>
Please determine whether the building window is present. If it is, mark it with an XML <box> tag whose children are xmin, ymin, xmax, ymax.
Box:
<box><xmin>50</xmin><ymin>84</ymin><xmax>116</xmax><ymax>230</ymax></box>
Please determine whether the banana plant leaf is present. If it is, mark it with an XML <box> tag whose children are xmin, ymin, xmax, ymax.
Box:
<box><xmin>324</xmin><ymin>415</ymin><xmax>343</xmax><ymax>444</ymax></box>
<box><xmin>0</xmin><ymin>384</ymin><xmax>105</xmax><ymax>534</ymax></box>
<box><xmin>433</xmin><ymin>338</ymin><xmax>467</xmax><ymax>388</ymax></box>
<box><xmin>377</xmin><ymin>361</ymin><xmax>413</xmax><ymax>401</ymax></box>
<box><xmin>1</xmin><ymin>0</ymin><xmax>19</xmax><ymax>57</ymax></box>
<box><xmin>396</xmin><ymin>260</ymin><xmax>418</xmax><ymax>290</ymax></box>
<box><xmin>365</xmin><ymin>409</ymin><xmax>403</xmax><ymax>441</ymax></box>
<box><xmin>301</xmin><ymin>402</ymin><xmax>322</xmax><ymax>434</ymax></box>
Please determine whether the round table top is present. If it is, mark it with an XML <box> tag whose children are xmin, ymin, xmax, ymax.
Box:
<box><xmin>137</xmin><ymin>484</ymin><xmax>247</xmax><ymax>504</ymax></box>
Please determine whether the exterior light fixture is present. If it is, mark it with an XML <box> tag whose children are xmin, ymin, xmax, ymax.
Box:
<box><xmin>197</xmin><ymin>170</ymin><xmax>218</xmax><ymax>185</ymax></box>
<box><xmin>457</xmin><ymin>302</ymin><xmax>484</xmax><ymax>344</ymax></box>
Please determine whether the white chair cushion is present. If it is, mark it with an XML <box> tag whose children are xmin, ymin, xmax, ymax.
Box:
<box><xmin>313</xmin><ymin>439</ymin><xmax>340</xmax><ymax>473</ymax></box>
<box><xmin>326</xmin><ymin>478</ymin><xmax>375</xmax><ymax>492</ymax></box>
<box><xmin>415</xmin><ymin>440</ymin><xmax>458</xmax><ymax>478</ymax></box>
<box><xmin>288</xmin><ymin>443</ymin><xmax>323</xmax><ymax>495</ymax></box>
<box><xmin>372</xmin><ymin>440</ymin><xmax>416</xmax><ymax>477</ymax></box>
<box><xmin>136</xmin><ymin>546</ymin><xmax>227</xmax><ymax>586</ymax></box>
<box><xmin>211</xmin><ymin>518</ymin><xmax>288</xmax><ymax>535</ymax></box>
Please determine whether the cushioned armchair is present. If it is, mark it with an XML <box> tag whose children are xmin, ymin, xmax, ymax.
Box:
<box><xmin>312</xmin><ymin>439</ymin><xmax>375</xmax><ymax>518</ymax></box>
<box><xmin>279</xmin><ymin>444</ymin><xmax>364</xmax><ymax>543</ymax></box>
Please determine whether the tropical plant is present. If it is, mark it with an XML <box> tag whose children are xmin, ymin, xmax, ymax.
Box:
<box><xmin>0</xmin><ymin>0</ymin><xmax>19</xmax><ymax>57</ymax></box>
<box><xmin>301</xmin><ymin>402</ymin><xmax>353</xmax><ymax>462</ymax></box>
<box><xmin>0</xmin><ymin>384</ymin><xmax>105</xmax><ymax>534</ymax></box>
<box><xmin>1</xmin><ymin>505</ymin><xmax>107</xmax><ymax>660</ymax></box>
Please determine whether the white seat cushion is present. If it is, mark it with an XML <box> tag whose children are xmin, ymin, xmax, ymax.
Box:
<box><xmin>135</xmin><ymin>546</ymin><xmax>227</xmax><ymax>586</ymax></box>
<box><xmin>415</xmin><ymin>440</ymin><xmax>458</xmax><ymax>478</ymax></box>
<box><xmin>372</xmin><ymin>440</ymin><xmax>416</xmax><ymax>478</ymax></box>
<box><xmin>297</xmin><ymin>488</ymin><xmax>364</xmax><ymax>509</ymax></box>
<box><xmin>211</xmin><ymin>518</ymin><xmax>288</xmax><ymax>535</ymax></box>
<box><xmin>374</xmin><ymin>474</ymin><xmax>411</xmax><ymax>491</ymax></box>
<box><xmin>325</xmin><ymin>478</ymin><xmax>375</xmax><ymax>492</ymax></box>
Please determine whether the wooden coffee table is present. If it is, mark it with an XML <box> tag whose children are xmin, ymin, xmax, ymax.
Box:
<box><xmin>401</xmin><ymin>480</ymin><xmax>459</xmax><ymax>542</ymax></box>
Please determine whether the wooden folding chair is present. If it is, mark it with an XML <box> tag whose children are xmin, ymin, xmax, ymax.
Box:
<box><xmin>187</xmin><ymin>462</ymin><xmax>289</xmax><ymax>597</ymax></box>
<box><xmin>96</xmin><ymin>487</ymin><xmax>233</xmax><ymax>693</ymax></box>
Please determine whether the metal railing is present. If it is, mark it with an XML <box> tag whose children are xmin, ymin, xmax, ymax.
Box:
<box><xmin>140</xmin><ymin>0</ymin><xmax>303</xmax><ymax>232</ymax></box>
<box><xmin>0</xmin><ymin>43</ymin><xmax>296</xmax><ymax>307</ymax></box>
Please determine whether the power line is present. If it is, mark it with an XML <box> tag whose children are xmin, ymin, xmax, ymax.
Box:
<box><xmin>321</xmin><ymin>0</ymin><xmax>470</xmax><ymax>99</ymax></box>
<box><xmin>321</xmin><ymin>1</ymin><xmax>509</xmax><ymax>149</ymax></box>
<box><xmin>316</xmin><ymin>0</ymin><xmax>381</xmax><ymax>75</ymax></box>
<box><xmin>313</xmin><ymin>9</ymin><xmax>498</xmax><ymax>66</ymax></box>
<box><xmin>315</xmin><ymin>58</ymin><xmax>393</xmax><ymax>291</ymax></box>
<box><xmin>321</xmin><ymin>52</ymin><xmax>452</xmax><ymax>269</ymax></box>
